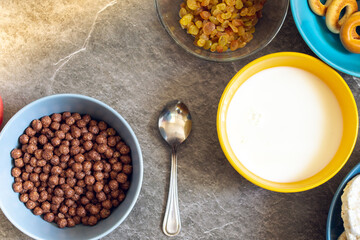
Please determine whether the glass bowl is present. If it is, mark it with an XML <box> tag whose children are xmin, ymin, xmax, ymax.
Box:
<box><xmin>155</xmin><ymin>0</ymin><xmax>289</xmax><ymax>61</ymax></box>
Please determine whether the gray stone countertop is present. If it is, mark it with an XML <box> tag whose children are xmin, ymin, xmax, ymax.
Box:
<box><xmin>1</xmin><ymin>1</ymin><xmax>360</xmax><ymax>239</ymax></box>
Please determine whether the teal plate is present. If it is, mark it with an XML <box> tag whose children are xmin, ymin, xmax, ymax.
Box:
<box><xmin>326</xmin><ymin>163</ymin><xmax>360</xmax><ymax>239</ymax></box>
<box><xmin>290</xmin><ymin>0</ymin><xmax>360</xmax><ymax>77</ymax></box>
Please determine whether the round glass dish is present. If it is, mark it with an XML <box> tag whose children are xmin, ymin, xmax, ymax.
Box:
<box><xmin>155</xmin><ymin>0</ymin><xmax>289</xmax><ymax>61</ymax></box>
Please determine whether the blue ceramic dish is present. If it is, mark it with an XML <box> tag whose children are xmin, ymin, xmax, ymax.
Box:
<box><xmin>326</xmin><ymin>163</ymin><xmax>360</xmax><ymax>239</ymax></box>
<box><xmin>290</xmin><ymin>0</ymin><xmax>360</xmax><ymax>77</ymax></box>
<box><xmin>0</xmin><ymin>94</ymin><xmax>143</xmax><ymax>240</ymax></box>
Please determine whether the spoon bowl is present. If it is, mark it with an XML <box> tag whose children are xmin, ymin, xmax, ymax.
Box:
<box><xmin>159</xmin><ymin>100</ymin><xmax>192</xmax><ymax>146</ymax></box>
<box><xmin>158</xmin><ymin>100</ymin><xmax>192</xmax><ymax>236</ymax></box>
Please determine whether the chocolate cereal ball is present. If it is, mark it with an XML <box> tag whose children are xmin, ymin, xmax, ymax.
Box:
<box><xmin>40</xmin><ymin>116</ymin><xmax>51</xmax><ymax>127</ymax></box>
<box><xmin>120</xmin><ymin>181</ymin><xmax>130</xmax><ymax>190</ymax></box>
<box><xmin>44</xmin><ymin>212</ymin><xmax>55</xmax><ymax>222</ymax></box>
<box><xmin>89</xmin><ymin>205</ymin><xmax>100</xmax><ymax>215</ymax></box>
<box><xmin>57</xmin><ymin>218</ymin><xmax>67</xmax><ymax>228</ymax></box>
<box><xmin>93</xmin><ymin>182</ymin><xmax>103</xmax><ymax>193</ymax></box>
<box><xmin>25</xmin><ymin>127</ymin><xmax>36</xmax><ymax>137</ymax></box>
<box><xmin>72</xmin><ymin>113</ymin><xmax>81</xmax><ymax>121</ymax></box>
<box><xmin>39</xmin><ymin>191</ymin><xmax>48</xmax><ymax>202</ymax></box>
<box><xmin>107</xmin><ymin>136</ymin><xmax>117</xmax><ymax>147</ymax></box>
<box><xmin>120</xmin><ymin>155</ymin><xmax>131</xmax><ymax>164</ymax></box>
<box><xmin>71</xmin><ymin>139</ymin><xmax>81</xmax><ymax>146</ymax></box>
<box><xmin>51</xmin><ymin>113</ymin><xmax>62</xmax><ymax>122</ymax></box>
<box><xmin>72</xmin><ymin>163</ymin><xmax>82</xmax><ymax>173</ymax></box>
<box><xmin>50</xmin><ymin>122</ymin><xmax>60</xmax><ymax>131</ymax></box>
<box><xmin>88</xmin><ymin>125</ymin><xmax>99</xmax><ymax>135</ymax></box>
<box><xmin>76</xmin><ymin>206</ymin><xmax>86</xmax><ymax>217</ymax></box>
<box><xmin>42</xmin><ymin>201</ymin><xmax>51</xmax><ymax>212</ymax></box>
<box><xmin>19</xmin><ymin>134</ymin><xmax>30</xmax><ymax>144</ymax></box>
<box><xmin>83</xmin><ymin>141</ymin><xmax>93</xmax><ymax>151</ymax></box>
<box><xmin>23</xmin><ymin>180</ymin><xmax>34</xmax><ymax>191</ymax></box>
<box><xmin>123</xmin><ymin>165</ymin><xmax>133</xmax><ymax>175</ymax></box>
<box><xmin>43</xmin><ymin>143</ymin><xmax>54</xmax><ymax>152</ymax></box>
<box><xmin>20</xmin><ymin>193</ymin><xmax>29</xmax><ymax>203</ymax></box>
<box><xmin>67</xmin><ymin>218</ymin><xmax>76</xmax><ymax>227</ymax></box>
<box><xmin>74</xmin><ymin>154</ymin><xmax>85</xmax><ymax>163</ymax></box>
<box><xmin>119</xmin><ymin>145</ymin><xmax>130</xmax><ymax>155</ymax></box>
<box><xmin>11</xmin><ymin>167</ymin><xmax>22</xmax><ymax>178</ymax></box>
<box><xmin>26</xmin><ymin>200</ymin><xmax>36</xmax><ymax>210</ymax></box>
<box><xmin>102</xmin><ymin>199</ymin><xmax>112</xmax><ymax>210</ymax></box>
<box><xmin>94</xmin><ymin>171</ymin><xmax>104</xmax><ymax>181</ymax></box>
<box><xmin>31</xmin><ymin>120</ymin><xmax>43</xmax><ymax>132</ymax></box>
<box><xmin>12</xmin><ymin>182</ymin><xmax>23</xmax><ymax>193</ymax></box>
<box><xmin>93</xmin><ymin>161</ymin><xmax>103</xmax><ymax>171</ymax></box>
<box><xmin>87</xmin><ymin>216</ymin><xmax>98</xmax><ymax>226</ymax></box>
<box><xmin>73</xmin><ymin>216</ymin><xmax>81</xmax><ymax>225</ymax></box>
<box><xmin>15</xmin><ymin>158</ymin><xmax>25</xmax><ymax>168</ymax></box>
<box><xmin>100</xmin><ymin>209</ymin><xmax>111</xmax><ymax>219</ymax></box>
<box><xmin>108</xmin><ymin>180</ymin><xmax>119</xmax><ymax>191</ymax></box>
<box><xmin>33</xmin><ymin>206</ymin><xmax>43</xmax><ymax>215</ymax></box>
<box><xmin>38</xmin><ymin>135</ymin><xmax>47</xmax><ymax>145</ymax></box>
<box><xmin>11</xmin><ymin>149</ymin><xmax>23</xmax><ymax>159</ymax></box>
<box><xmin>48</xmin><ymin>175</ymin><xmax>59</xmax><ymax>185</ymax></box>
<box><xmin>112</xmin><ymin>162</ymin><xmax>122</xmax><ymax>172</ymax></box>
<box><xmin>21</xmin><ymin>172</ymin><xmax>30</xmax><ymax>181</ymax></box>
<box><xmin>29</xmin><ymin>191</ymin><xmax>39</xmax><ymax>201</ymax></box>
<box><xmin>116</xmin><ymin>173</ymin><xmax>128</xmax><ymax>184</ymax></box>
<box><xmin>84</xmin><ymin>175</ymin><xmax>95</xmax><ymax>185</ymax></box>
<box><xmin>61</xmin><ymin>124</ymin><xmax>70</xmax><ymax>133</ymax></box>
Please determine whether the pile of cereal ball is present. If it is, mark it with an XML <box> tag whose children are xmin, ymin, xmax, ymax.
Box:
<box><xmin>179</xmin><ymin>0</ymin><xmax>267</xmax><ymax>52</ymax></box>
<box><xmin>11</xmin><ymin>112</ymin><xmax>132</xmax><ymax>228</ymax></box>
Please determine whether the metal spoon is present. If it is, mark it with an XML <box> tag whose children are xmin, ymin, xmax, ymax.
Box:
<box><xmin>158</xmin><ymin>100</ymin><xmax>192</xmax><ymax>236</ymax></box>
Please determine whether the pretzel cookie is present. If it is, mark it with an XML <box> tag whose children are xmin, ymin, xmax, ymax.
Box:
<box><xmin>325</xmin><ymin>0</ymin><xmax>358</xmax><ymax>33</ymax></box>
<box><xmin>308</xmin><ymin>0</ymin><xmax>333</xmax><ymax>16</ymax></box>
<box><xmin>340</xmin><ymin>12</ymin><xmax>360</xmax><ymax>53</ymax></box>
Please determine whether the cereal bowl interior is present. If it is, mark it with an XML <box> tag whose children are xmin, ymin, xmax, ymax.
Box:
<box><xmin>155</xmin><ymin>0</ymin><xmax>289</xmax><ymax>61</ymax></box>
<box><xmin>217</xmin><ymin>52</ymin><xmax>358</xmax><ymax>192</ymax></box>
<box><xmin>0</xmin><ymin>94</ymin><xmax>143</xmax><ymax>240</ymax></box>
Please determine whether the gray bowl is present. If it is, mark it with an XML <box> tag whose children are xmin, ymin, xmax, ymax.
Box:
<box><xmin>0</xmin><ymin>94</ymin><xmax>143</xmax><ymax>240</ymax></box>
<box><xmin>155</xmin><ymin>0</ymin><xmax>289</xmax><ymax>61</ymax></box>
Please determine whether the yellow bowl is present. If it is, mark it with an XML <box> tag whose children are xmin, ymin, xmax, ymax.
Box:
<box><xmin>217</xmin><ymin>52</ymin><xmax>358</xmax><ymax>192</ymax></box>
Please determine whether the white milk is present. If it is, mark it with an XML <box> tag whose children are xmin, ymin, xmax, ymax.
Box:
<box><xmin>226</xmin><ymin>67</ymin><xmax>343</xmax><ymax>183</ymax></box>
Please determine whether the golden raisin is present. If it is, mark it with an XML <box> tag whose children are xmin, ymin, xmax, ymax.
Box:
<box><xmin>179</xmin><ymin>8</ymin><xmax>187</xmax><ymax>18</ymax></box>
<box><xmin>180</xmin><ymin>14</ymin><xmax>194</xmax><ymax>26</ymax></box>
<box><xmin>188</xmin><ymin>25</ymin><xmax>199</xmax><ymax>35</ymax></box>
<box><xmin>235</xmin><ymin>0</ymin><xmax>243</xmax><ymax>9</ymax></box>
<box><xmin>187</xmin><ymin>0</ymin><xmax>198</xmax><ymax>10</ymax></box>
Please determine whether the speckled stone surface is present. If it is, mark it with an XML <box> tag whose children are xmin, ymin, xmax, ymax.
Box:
<box><xmin>1</xmin><ymin>1</ymin><xmax>360</xmax><ymax>239</ymax></box>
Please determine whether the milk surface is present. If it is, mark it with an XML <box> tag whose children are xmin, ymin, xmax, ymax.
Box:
<box><xmin>226</xmin><ymin>67</ymin><xmax>343</xmax><ymax>183</ymax></box>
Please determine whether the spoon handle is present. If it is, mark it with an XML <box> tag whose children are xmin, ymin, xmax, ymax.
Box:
<box><xmin>162</xmin><ymin>146</ymin><xmax>181</xmax><ymax>236</ymax></box>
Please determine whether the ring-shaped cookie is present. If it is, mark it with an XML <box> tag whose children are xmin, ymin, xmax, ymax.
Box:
<box><xmin>325</xmin><ymin>0</ymin><xmax>358</xmax><ymax>33</ymax></box>
<box><xmin>308</xmin><ymin>0</ymin><xmax>333</xmax><ymax>16</ymax></box>
<box><xmin>340</xmin><ymin>11</ymin><xmax>360</xmax><ymax>53</ymax></box>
